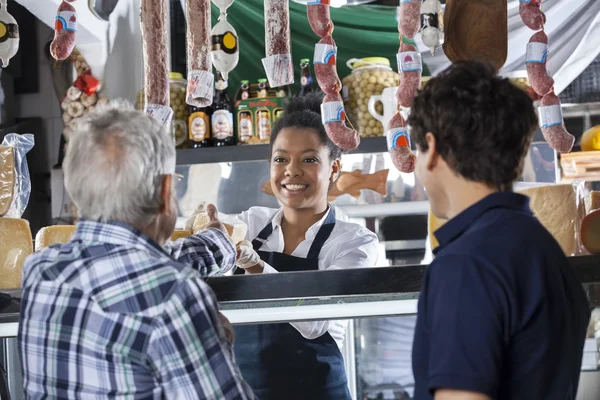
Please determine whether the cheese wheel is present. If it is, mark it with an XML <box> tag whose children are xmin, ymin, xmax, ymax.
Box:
<box><xmin>35</xmin><ymin>225</ymin><xmax>76</xmax><ymax>251</ymax></box>
<box><xmin>518</xmin><ymin>184</ymin><xmax>579</xmax><ymax>256</ymax></box>
<box><xmin>581</xmin><ymin>209</ymin><xmax>600</xmax><ymax>254</ymax></box>
<box><xmin>192</xmin><ymin>213</ymin><xmax>248</xmax><ymax>245</ymax></box>
<box><xmin>0</xmin><ymin>146</ymin><xmax>15</xmax><ymax>216</ymax></box>
<box><xmin>0</xmin><ymin>218</ymin><xmax>33</xmax><ymax>289</ymax></box>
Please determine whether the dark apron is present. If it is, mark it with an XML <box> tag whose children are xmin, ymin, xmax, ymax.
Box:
<box><xmin>233</xmin><ymin>208</ymin><xmax>351</xmax><ymax>400</ymax></box>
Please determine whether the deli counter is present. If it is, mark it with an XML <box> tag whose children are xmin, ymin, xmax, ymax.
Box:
<box><xmin>2</xmin><ymin>256</ymin><xmax>600</xmax><ymax>400</ymax></box>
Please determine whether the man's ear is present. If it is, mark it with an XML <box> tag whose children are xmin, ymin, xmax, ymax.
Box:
<box><xmin>160</xmin><ymin>175</ymin><xmax>173</xmax><ymax>215</ymax></box>
<box><xmin>425</xmin><ymin>132</ymin><xmax>440</xmax><ymax>171</ymax></box>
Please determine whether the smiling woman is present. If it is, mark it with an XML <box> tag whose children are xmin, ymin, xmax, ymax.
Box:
<box><xmin>229</xmin><ymin>93</ymin><xmax>380</xmax><ymax>400</ymax></box>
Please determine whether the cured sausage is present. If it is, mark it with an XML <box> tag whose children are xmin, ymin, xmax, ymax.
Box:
<box><xmin>307</xmin><ymin>0</ymin><xmax>333</xmax><ymax>38</ymax></box>
<box><xmin>185</xmin><ymin>0</ymin><xmax>213</xmax><ymax>108</ymax></box>
<box><xmin>313</xmin><ymin>35</ymin><xmax>341</xmax><ymax>95</ymax></box>
<box><xmin>262</xmin><ymin>0</ymin><xmax>294</xmax><ymax>87</ymax></box>
<box><xmin>519</xmin><ymin>0</ymin><xmax>545</xmax><ymax>31</ymax></box>
<box><xmin>387</xmin><ymin>113</ymin><xmax>416</xmax><ymax>173</ymax></box>
<box><xmin>538</xmin><ymin>92</ymin><xmax>574</xmax><ymax>154</ymax></box>
<box><xmin>399</xmin><ymin>0</ymin><xmax>421</xmax><ymax>39</ymax></box>
<box><xmin>321</xmin><ymin>93</ymin><xmax>360</xmax><ymax>150</ymax></box>
<box><xmin>50</xmin><ymin>1</ymin><xmax>77</xmax><ymax>61</ymax></box>
<box><xmin>396</xmin><ymin>42</ymin><xmax>422</xmax><ymax>108</ymax></box>
<box><xmin>525</xmin><ymin>30</ymin><xmax>554</xmax><ymax>96</ymax></box>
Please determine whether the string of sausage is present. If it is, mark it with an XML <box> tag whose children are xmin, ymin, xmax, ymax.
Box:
<box><xmin>50</xmin><ymin>0</ymin><xmax>78</xmax><ymax>61</ymax></box>
<box><xmin>185</xmin><ymin>0</ymin><xmax>213</xmax><ymax>108</ymax></box>
<box><xmin>521</xmin><ymin>0</ymin><xmax>574</xmax><ymax>153</ymax></box>
<box><xmin>141</xmin><ymin>0</ymin><xmax>173</xmax><ymax>127</ymax></box>
<box><xmin>307</xmin><ymin>1</ymin><xmax>360</xmax><ymax>151</ymax></box>
<box><xmin>263</xmin><ymin>0</ymin><xmax>294</xmax><ymax>88</ymax></box>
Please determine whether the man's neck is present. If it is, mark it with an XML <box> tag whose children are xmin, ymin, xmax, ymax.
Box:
<box><xmin>444</xmin><ymin>179</ymin><xmax>499</xmax><ymax>220</ymax></box>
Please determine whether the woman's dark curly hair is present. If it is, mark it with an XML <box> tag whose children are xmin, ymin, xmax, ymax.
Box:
<box><xmin>269</xmin><ymin>92</ymin><xmax>343</xmax><ymax>161</ymax></box>
<box><xmin>408</xmin><ymin>61</ymin><xmax>537</xmax><ymax>191</ymax></box>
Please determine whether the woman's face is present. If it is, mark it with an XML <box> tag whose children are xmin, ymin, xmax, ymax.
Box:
<box><xmin>270</xmin><ymin>127</ymin><xmax>340</xmax><ymax>211</ymax></box>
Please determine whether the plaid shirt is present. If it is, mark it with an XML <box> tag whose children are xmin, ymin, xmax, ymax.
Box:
<box><xmin>18</xmin><ymin>220</ymin><xmax>255</xmax><ymax>400</ymax></box>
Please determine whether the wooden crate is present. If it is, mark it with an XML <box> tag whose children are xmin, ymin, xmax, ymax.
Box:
<box><xmin>561</xmin><ymin>151</ymin><xmax>600</xmax><ymax>182</ymax></box>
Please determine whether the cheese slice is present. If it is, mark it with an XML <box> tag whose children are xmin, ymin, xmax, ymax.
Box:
<box><xmin>192</xmin><ymin>214</ymin><xmax>248</xmax><ymax>245</ymax></box>
<box><xmin>35</xmin><ymin>225</ymin><xmax>76</xmax><ymax>251</ymax></box>
<box><xmin>518</xmin><ymin>184</ymin><xmax>579</xmax><ymax>256</ymax></box>
<box><xmin>0</xmin><ymin>218</ymin><xmax>33</xmax><ymax>289</ymax></box>
<box><xmin>170</xmin><ymin>229</ymin><xmax>192</xmax><ymax>241</ymax></box>
<box><xmin>585</xmin><ymin>191</ymin><xmax>600</xmax><ymax>214</ymax></box>
<box><xmin>0</xmin><ymin>146</ymin><xmax>15</xmax><ymax>216</ymax></box>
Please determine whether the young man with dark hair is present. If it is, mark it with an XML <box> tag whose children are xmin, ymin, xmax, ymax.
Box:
<box><xmin>409</xmin><ymin>61</ymin><xmax>590</xmax><ymax>400</ymax></box>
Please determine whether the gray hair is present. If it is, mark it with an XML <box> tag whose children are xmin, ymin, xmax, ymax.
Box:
<box><xmin>64</xmin><ymin>100</ymin><xmax>176</xmax><ymax>227</ymax></box>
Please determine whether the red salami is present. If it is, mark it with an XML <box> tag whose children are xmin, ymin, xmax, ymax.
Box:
<box><xmin>399</xmin><ymin>0</ymin><xmax>421</xmax><ymax>39</ymax></box>
<box><xmin>519</xmin><ymin>1</ymin><xmax>545</xmax><ymax>31</ymax></box>
<box><xmin>185</xmin><ymin>0</ymin><xmax>213</xmax><ymax>107</ymax></box>
<box><xmin>386</xmin><ymin>113</ymin><xmax>416</xmax><ymax>173</ymax></box>
<box><xmin>396</xmin><ymin>42</ymin><xmax>422</xmax><ymax>108</ymax></box>
<box><xmin>538</xmin><ymin>92</ymin><xmax>574</xmax><ymax>154</ymax></box>
<box><xmin>263</xmin><ymin>0</ymin><xmax>293</xmax><ymax>87</ymax></box>
<box><xmin>50</xmin><ymin>1</ymin><xmax>77</xmax><ymax>61</ymax></box>
<box><xmin>307</xmin><ymin>0</ymin><xmax>333</xmax><ymax>38</ymax></box>
<box><xmin>525</xmin><ymin>30</ymin><xmax>554</xmax><ymax>96</ymax></box>
<box><xmin>321</xmin><ymin>93</ymin><xmax>360</xmax><ymax>150</ymax></box>
<box><xmin>313</xmin><ymin>35</ymin><xmax>341</xmax><ymax>95</ymax></box>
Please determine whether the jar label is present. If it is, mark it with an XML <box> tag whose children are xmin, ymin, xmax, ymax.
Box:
<box><xmin>145</xmin><ymin>104</ymin><xmax>174</xmax><ymax>128</ymax></box>
<box><xmin>538</xmin><ymin>104</ymin><xmax>563</xmax><ymax>128</ymax></box>
<box><xmin>321</xmin><ymin>101</ymin><xmax>346</xmax><ymax>124</ymax></box>
<box><xmin>212</xmin><ymin>110</ymin><xmax>233</xmax><ymax>140</ymax></box>
<box><xmin>526</xmin><ymin>42</ymin><xmax>548</xmax><ymax>64</ymax></box>
<box><xmin>56</xmin><ymin>11</ymin><xmax>78</xmax><ymax>32</ymax></box>
<box><xmin>386</xmin><ymin>127</ymin><xmax>411</xmax><ymax>150</ymax></box>
<box><xmin>238</xmin><ymin>111</ymin><xmax>253</xmax><ymax>142</ymax></box>
<box><xmin>398</xmin><ymin>51</ymin><xmax>422</xmax><ymax>73</ymax></box>
<box><xmin>189</xmin><ymin>112</ymin><xmax>210</xmax><ymax>141</ymax></box>
<box><xmin>313</xmin><ymin>44</ymin><xmax>337</xmax><ymax>65</ymax></box>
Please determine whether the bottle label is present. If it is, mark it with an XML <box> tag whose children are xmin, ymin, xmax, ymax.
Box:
<box><xmin>238</xmin><ymin>112</ymin><xmax>253</xmax><ymax>142</ymax></box>
<box><xmin>241</xmin><ymin>91</ymin><xmax>249</xmax><ymax>100</ymax></box>
<box><xmin>538</xmin><ymin>104</ymin><xmax>563</xmax><ymax>128</ymax></box>
<box><xmin>56</xmin><ymin>11</ymin><xmax>78</xmax><ymax>32</ymax></box>
<box><xmin>386</xmin><ymin>127</ymin><xmax>411</xmax><ymax>150</ymax></box>
<box><xmin>321</xmin><ymin>101</ymin><xmax>346</xmax><ymax>124</ymax></box>
<box><xmin>145</xmin><ymin>104</ymin><xmax>174</xmax><ymax>128</ymax></box>
<box><xmin>212</xmin><ymin>110</ymin><xmax>234</xmax><ymax>140</ymax></box>
<box><xmin>397</xmin><ymin>51</ymin><xmax>422</xmax><ymax>73</ymax></box>
<box><xmin>526</xmin><ymin>42</ymin><xmax>548</xmax><ymax>64</ymax></box>
<box><xmin>257</xmin><ymin>110</ymin><xmax>271</xmax><ymax>141</ymax></box>
<box><xmin>216</xmin><ymin>79</ymin><xmax>228</xmax><ymax>91</ymax></box>
<box><xmin>301</xmin><ymin>76</ymin><xmax>308</xmax><ymax>87</ymax></box>
<box><xmin>0</xmin><ymin>23</ymin><xmax>19</xmax><ymax>42</ymax></box>
<box><xmin>189</xmin><ymin>112</ymin><xmax>210</xmax><ymax>141</ymax></box>
<box><xmin>313</xmin><ymin>44</ymin><xmax>337</xmax><ymax>65</ymax></box>
<box><xmin>420</xmin><ymin>13</ymin><xmax>439</xmax><ymax>30</ymax></box>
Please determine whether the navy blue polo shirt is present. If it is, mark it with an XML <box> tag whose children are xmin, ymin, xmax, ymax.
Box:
<box><xmin>412</xmin><ymin>192</ymin><xmax>590</xmax><ymax>400</ymax></box>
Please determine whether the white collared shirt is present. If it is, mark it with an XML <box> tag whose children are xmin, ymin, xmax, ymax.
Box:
<box><xmin>236</xmin><ymin>206</ymin><xmax>379</xmax><ymax>347</ymax></box>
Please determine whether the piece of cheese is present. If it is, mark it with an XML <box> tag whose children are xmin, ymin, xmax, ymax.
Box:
<box><xmin>192</xmin><ymin>214</ymin><xmax>248</xmax><ymax>245</ymax></box>
<box><xmin>581</xmin><ymin>209</ymin><xmax>600</xmax><ymax>254</ymax></box>
<box><xmin>584</xmin><ymin>191</ymin><xmax>600</xmax><ymax>214</ymax></box>
<box><xmin>427</xmin><ymin>208</ymin><xmax>447</xmax><ymax>251</ymax></box>
<box><xmin>0</xmin><ymin>218</ymin><xmax>33</xmax><ymax>289</ymax></box>
<box><xmin>35</xmin><ymin>225</ymin><xmax>76</xmax><ymax>251</ymax></box>
<box><xmin>0</xmin><ymin>145</ymin><xmax>15</xmax><ymax>216</ymax></box>
<box><xmin>518</xmin><ymin>184</ymin><xmax>579</xmax><ymax>256</ymax></box>
<box><xmin>170</xmin><ymin>229</ymin><xmax>192</xmax><ymax>241</ymax></box>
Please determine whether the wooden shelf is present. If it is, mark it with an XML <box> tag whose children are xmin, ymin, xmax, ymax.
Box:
<box><xmin>176</xmin><ymin>136</ymin><xmax>388</xmax><ymax>165</ymax></box>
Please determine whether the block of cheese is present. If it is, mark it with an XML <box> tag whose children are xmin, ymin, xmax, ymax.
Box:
<box><xmin>170</xmin><ymin>229</ymin><xmax>192</xmax><ymax>241</ymax></box>
<box><xmin>581</xmin><ymin>209</ymin><xmax>600</xmax><ymax>254</ymax></box>
<box><xmin>427</xmin><ymin>208</ymin><xmax>448</xmax><ymax>251</ymax></box>
<box><xmin>518</xmin><ymin>184</ymin><xmax>579</xmax><ymax>256</ymax></box>
<box><xmin>0</xmin><ymin>218</ymin><xmax>33</xmax><ymax>289</ymax></box>
<box><xmin>192</xmin><ymin>213</ymin><xmax>248</xmax><ymax>245</ymax></box>
<box><xmin>585</xmin><ymin>191</ymin><xmax>600</xmax><ymax>214</ymax></box>
<box><xmin>0</xmin><ymin>145</ymin><xmax>15</xmax><ymax>216</ymax></box>
<box><xmin>34</xmin><ymin>225</ymin><xmax>76</xmax><ymax>251</ymax></box>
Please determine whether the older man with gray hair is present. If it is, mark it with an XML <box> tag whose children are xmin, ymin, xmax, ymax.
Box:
<box><xmin>18</xmin><ymin>101</ymin><xmax>254</xmax><ymax>399</ymax></box>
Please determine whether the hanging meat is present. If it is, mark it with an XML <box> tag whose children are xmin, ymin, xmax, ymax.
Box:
<box><xmin>186</xmin><ymin>0</ymin><xmax>213</xmax><ymax>108</ymax></box>
<box><xmin>387</xmin><ymin>113</ymin><xmax>416</xmax><ymax>173</ymax></box>
<box><xmin>307</xmin><ymin>0</ymin><xmax>333</xmax><ymax>38</ymax></box>
<box><xmin>262</xmin><ymin>0</ymin><xmax>294</xmax><ymax>88</ymax></box>
<box><xmin>50</xmin><ymin>0</ymin><xmax>78</xmax><ymax>61</ymax></box>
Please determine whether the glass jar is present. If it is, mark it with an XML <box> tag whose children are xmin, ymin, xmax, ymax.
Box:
<box><xmin>136</xmin><ymin>72</ymin><xmax>189</xmax><ymax>148</ymax></box>
<box><xmin>342</xmin><ymin>57</ymin><xmax>399</xmax><ymax>138</ymax></box>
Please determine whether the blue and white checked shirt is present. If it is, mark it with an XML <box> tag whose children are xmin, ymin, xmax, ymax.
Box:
<box><xmin>18</xmin><ymin>220</ymin><xmax>255</xmax><ymax>399</ymax></box>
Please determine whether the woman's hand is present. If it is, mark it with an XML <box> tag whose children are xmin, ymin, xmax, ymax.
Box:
<box><xmin>236</xmin><ymin>241</ymin><xmax>263</xmax><ymax>273</ymax></box>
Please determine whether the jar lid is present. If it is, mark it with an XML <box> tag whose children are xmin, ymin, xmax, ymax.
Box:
<box><xmin>258</xmin><ymin>78</ymin><xmax>267</xmax><ymax>83</ymax></box>
<box><xmin>351</xmin><ymin>57</ymin><xmax>390</xmax><ymax>69</ymax></box>
<box><xmin>170</xmin><ymin>72</ymin><xmax>185</xmax><ymax>81</ymax></box>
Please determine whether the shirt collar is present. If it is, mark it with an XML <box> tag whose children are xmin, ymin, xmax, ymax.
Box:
<box><xmin>434</xmin><ymin>192</ymin><xmax>531</xmax><ymax>250</ymax></box>
<box><xmin>72</xmin><ymin>219</ymin><xmax>165</xmax><ymax>254</ymax></box>
<box><xmin>271</xmin><ymin>206</ymin><xmax>333</xmax><ymax>240</ymax></box>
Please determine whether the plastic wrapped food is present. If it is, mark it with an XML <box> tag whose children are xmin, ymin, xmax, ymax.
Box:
<box><xmin>0</xmin><ymin>217</ymin><xmax>33</xmax><ymax>289</ymax></box>
<box><xmin>1</xmin><ymin>134</ymin><xmax>34</xmax><ymax>218</ymax></box>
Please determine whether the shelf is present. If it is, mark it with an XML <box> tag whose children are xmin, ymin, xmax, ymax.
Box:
<box><xmin>175</xmin><ymin>136</ymin><xmax>388</xmax><ymax>165</ymax></box>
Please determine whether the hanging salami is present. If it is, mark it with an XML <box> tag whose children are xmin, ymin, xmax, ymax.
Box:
<box><xmin>50</xmin><ymin>0</ymin><xmax>77</xmax><ymax>61</ymax></box>
<box><xmin>185</xmin><ymin>0</ymin><xmax>213</xmax><ymax>108</ymax></box>
<box><xmin>262</xmin><ymin>0</ymin><xmax>294</xmax><ymax>88</ymax></box>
